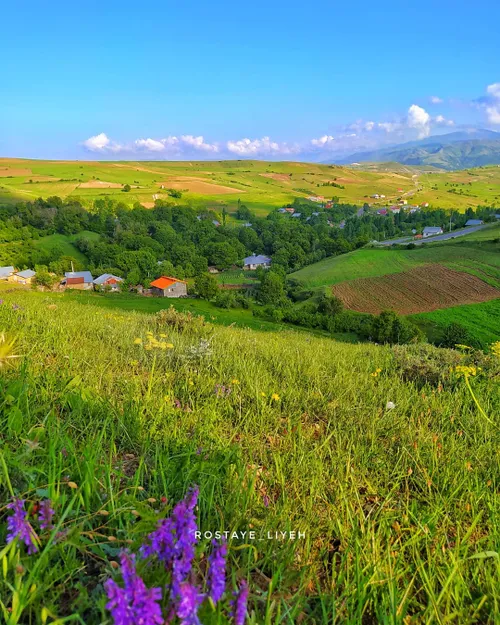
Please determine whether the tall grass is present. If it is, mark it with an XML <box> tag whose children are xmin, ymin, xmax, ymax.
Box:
<box><xmin>0</xmin><ymin>287</ymin><xmax>498</xmax><ymax>623</ymax></box>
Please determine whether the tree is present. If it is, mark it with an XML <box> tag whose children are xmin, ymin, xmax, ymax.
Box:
<box><xmin>257</xmin><ymin>271</ymin><xmax>285</xmax><ymax>305</ymax></box>
<box><xmin>194</xmin><ymin>273</ymin><xmax>219</xmax><ymax>300</ymax></box>
<box><xmin>441</xmin><ymin>322</ymin><xmax>473</xmax><ymax>348</ymax></box>
<box><xmin>33</xmin><ymin>268</ymin><xmax>58</xmax><ymax>289</ymax></box>
<box><xmin>371</xmin><ymin>310</ymin><xmax>422</xmax><ymax>344</ymax></box>
<box><xmin>123</xmin><ymin>184</ymin><xmax>131</xmax><ymax>192</ymax></box>
<box><xmin>318</xmin><ymin>293</ymin><xmax>344</xmax><ymax>316</ymax></box>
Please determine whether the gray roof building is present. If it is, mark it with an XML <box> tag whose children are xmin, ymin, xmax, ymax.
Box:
<box><xmin>243</xmin><ymin>255</ymin><xmax>271</xmax><ymax>267</ymax></box>
<box><xmin>465</xmin><ymin>219</ymin><xmax>483</xmax><ymax>226</ymax></box>
<box><xmin>0</xmin><ymin>266</ymin><xmax>15</xmax><ymax>279</ymax></box>
<box><xmin>64</xmin><ymin>271</ymin><xmax>94</xmax><ymax>283</ymax></box>
<box><xmin>93</xmin><ymin>273</ymin><xmax>123</xmax><ymax>285</ymax></box>
<box><xmin>16</xmin><ymin>269</ymin><xmax>36</xmax><ymax>279</ymax></box>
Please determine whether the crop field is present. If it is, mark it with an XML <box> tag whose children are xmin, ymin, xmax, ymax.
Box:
<box><xmin>291</xmin><ymin>241</ymin><xmax>500</xmax><ymax>289</ymax></box>
<box><xmin>331</xmin><ymin>264</ymin><xmax>500</xmax><ymax>314</ymax></box>
<box><xmin>0</xmin><ymin>283</ymin><xmax>499</xmax><ymax>623</ymax></box>
<box><xmin>2</xmin><ymin>157</ymin><xmax>500</xmax><ymax>215</ymax></box>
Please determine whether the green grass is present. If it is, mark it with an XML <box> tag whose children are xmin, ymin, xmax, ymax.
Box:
<box><xmin>0</xmin><ymin>289</ymin><xmax>500</xmax><ymax>625</ymax></box>
<box><xmin>411</xmin><ymin>298</ymin><xmax>500</xmax><ymax>347</ymax></box>
<box><xmin>3</xmin><ymin>157</ymin><xmax>500</xmax><ymax>213</ymax></box>
<box><xmin>291</xmin><ymin>240</ymin><xmax>500</xmax><ymax>289</ymax></box>
<box><xmin>34</xmin><ymin>233</ymin><xmax>89</xmax><ymax>264</ymax></box>
<box><xmin>0</xmin><ymin>285</ymin><xmax>498</xmax><ymax>623</ymax></box>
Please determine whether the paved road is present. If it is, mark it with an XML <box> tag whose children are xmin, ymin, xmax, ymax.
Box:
<box><xmin>375</xmin><ymin>224</ymin><xmax>488</xmax><ymax>246</ymax></box>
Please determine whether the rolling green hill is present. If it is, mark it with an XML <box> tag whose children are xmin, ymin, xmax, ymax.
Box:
<box><xmin>0</xmin><ymin>283</ymin><xmax>498</xmax><ymax>622</ymax></box>
<box><xmin>2</xmin><ymin>157</ymin><xmax>500</xmax><ymax>214</ymax></box>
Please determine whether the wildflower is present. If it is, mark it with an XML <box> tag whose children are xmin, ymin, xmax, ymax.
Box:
<box><xmin>231</xmin><ymin>378</ymin><xmax>240</xmax><ymax>385</ymax></box>
<box><xmin>271</xmin><ymin>393</ymin><xmax>280</xmax><ymax>402</ymax></box>
<box><xmin>38</xmin><ymin>499</ymin><xmax>55</xmax><ymax>530</ymax></box>
<box><xmin>455</xmin><ymin>365</ymin><xmax>479</xmax><ymax>378</ymax></box>
<box><xmin>386</xmin><ymin>401</ymin><xmax>395</xmax><ymax>410</ymax></box>
<box><xmin>141</xmin><ymin>487</ymin><xmax>199</xmax><ymax>598</ymax></box>
<box><xmin>12</xmin><ymin>304</ymin><xmax>21</xmax><ymax>311</ymax></box>
<box><xmin>208</xmin><ymin>539</ymin><xmax>227</xmax><ymax>604</ymax></box>
<box><xmin>176</xmin><ymin>582</ymin><xmax>204</xmax><ymax>625</ymax></box>
<box><xmin>0</xmin><ymin>332</ymin><xmax>20</xmax><ymax>368</ymax></box>
<box><xmin>260</xmin><ymin>392</ymin><xmax>266</xmax><ymax>397</ymax></box>
<box><xmin>6</xmin><ymin>499</ymin><xmax>37</xmax><ymax>554</ymax></box>
<box><xmin>215</xmin><ymin>384</ymin><xmax>231</xmax><ymax>398</ymax></box>
<box><xmin>134</xmin><ymin>338</ymin><xmax>142</xmax><ymax>345</ymax></box>
<box><xmin>263</xmin><ymin>495</ymin><xmax>270</xmax><ymax>508</ymax></box>
<box><xmin>166</xmin><ymin>343</ymin><xmax>174</xmax><ymax>349</ymax></box>
<box><xmin>159</xmin><ymin>333</ymin><xmax>167</xmax><ymax>338</ymax></box>
<box><xmin>105</xmin><ymin>551</ymin><xmax>163</xmax><ymax>625</ymax></box>
<box><xmin>490</xmin><ymin>341</ymin><xmax>500</xmax><ymax>358</ymax></box>
<box><xmin>232</xmin><ymin>579</ymin><xmax>249</xmax><ymax>625</ymax></box>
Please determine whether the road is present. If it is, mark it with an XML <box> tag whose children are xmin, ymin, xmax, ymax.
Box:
<box><xmin>375</xmin><ymin>224</ymin><xmax>488</xmax><ymax>246</ymax></box>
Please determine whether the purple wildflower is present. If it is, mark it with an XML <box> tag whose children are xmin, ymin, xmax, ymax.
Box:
<box><xmin>176</xmin><ymin>582</ymin><xmax>204</xmax><ymax>625</ymax></box>
<box><xmin>232</xmin><ymin>580</ymin><xmax>249</xmax><ymax>625</ymax></box>
<box><xmin>263</xmin><ymin>495</ymin><xmax>270</xmax><ymax>508</ymax></box>
<box><xmin>140</xmin><ymin>487</ymin><xmax>199</xmax><ymax>598</ymax></box>
<box><xmin>207</xmin><ymin>539</ymin><xmax>227</xmax><ymax>604</ymax></box>
<box><xmin>214</xmin><ymin>384</ymin><xmax>231</xmax><ymax>398</ymax></box>
<box><xmin>0</xmin><ymin>299</ymin><xmax>3</xmax><ymax>305</ymax></box>
<box><xmin>12</xmin><ymin>304</ymin><xmax>20</xmax><ymax>311</ymax></box>
<box><xmin>105</xmin><ymin>551</ymin><xmax>163</xmax><ymax>625</ymax></box>
<box><xmin>6</xmin><ymin>499</ymin><xmax>37</xmax><ymax>554</ymax></box>
<box><xmin>38</xmin><ymin>499</ymin><xmax>55</xmax><ymax>530</ymax></box>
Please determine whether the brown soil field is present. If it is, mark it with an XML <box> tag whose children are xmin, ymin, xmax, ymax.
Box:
<box><xmin>158</xmin><ymin>177</ymin><xmax>243</xmax><ymax>194</ymax></box>
<box><xmin>0</xmin><ymin>168</ymin><xmax>32</xmax><ymax>177</ymax></box>
<box><xmin>332</xmin><ymin>264</ymin><xmax>500</xmax><ymax>314</ymax></box>
<box><xmin>79</xmin><ymin>181</ymin><xmax>125</xmax><ymax>189</ymax></box>
<box><xmin>141</xmin><ymin>202</ymin><xmax>155</xmax><ymax>208</ymax></box>
<box><xmin>26</xmin><ymin>176</ymin><xmax>61</xmax><ymax>182</ymax></box>
<box><xmin>259</xmin><ymin>173</ymin><xmax>291</xmax><ymax>182</ymax></box>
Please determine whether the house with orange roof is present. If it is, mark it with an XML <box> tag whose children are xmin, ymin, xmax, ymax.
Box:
<box><xmin>150</xmin><ymin>276</ymin><xmax>188</xmax><ymax>298</ymax></box>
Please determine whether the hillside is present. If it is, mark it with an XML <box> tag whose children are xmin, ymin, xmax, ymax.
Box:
<box><xmin>0</xmin><ymin>284</ymin><xmax>499</xmax><ymax>623</ymax></box>
<box><xmin>340</xmin><ymin>130</ymin><xmax>500</xmax><ymax>170</ymax></box>
<box><xmin>2</xmin><ymin>157</ymin><xmax>500</xmax><ymax>214</ymax></box>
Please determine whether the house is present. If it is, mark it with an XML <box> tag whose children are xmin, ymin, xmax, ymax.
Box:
<box><xmin>243</xmin><ymin>222</ymin><xmax>253</xmax><ymax>227</ymax></box>
<box><xmin>12</xmin><ymin>269</ymin><xmax>36</xmax><ymax>285</ymax></box>
<box><xmin>93</xmin><ymin>274</ymin><xmax>123</xmax><ymax>291</ymax></box>
<box><xmin>465</xmin><ymin>219</ymin><xmax>483</xmax><ymax>226</ymax></box>
<box><xmin>284</xmin><ymin>207</ymin><xmax>295</xmax><ymax>214</ymax></box>
<box><xmin>150</xmin><ymin>276</ymin><xmax>188</xmax><ymax>298</ymax></box>
<box><xmin>421</xmin><ymin>202</ymin><xmax>429</xmax><ymax>208</ymax></box>
<box><xmin>62</xmin><ymin>271</ymin><xmax>94</xmax><ymax>290</ymax></box>
<box><xmin>379</xmin><ymin>194</ymin><xmax>386</xmax><ymax>199</ymax></box>
<box><xmin>495</xmin><ymin>214</ymin><xmax>500</xmax><ymax>220</ymax></box>
<box><xmin>278</xmin><ymin>208</ymin><xmax>287</xmax><ymax>214</ymax></box>
<box><xmin>414</xmin><ymin>234</ymin><xmax>423</xmax><ymax>240</ymax></box>
<box><xmin>371</xmin><ymin>194</ymin><xmax>380</xmax><ymax>199</ymax></box>
<box><xmin>422</xmin><ymin>227</ymin><xmax>443</xmax><ymax>238</ymax></box>
<box><xmin>291</xmin><ymin>213</ymin><xmax>302</xmax><ymax>218</ymax></box>
<box><xmin>377</xmin><ymin>209</ymin><xmax>387</xmax><ymax>215</ymax></box>
<box><xmin>243</xmin><ymin>255</ymin><xmax>271</xmax><ymax>270</ymax></box>
<box><xmin>207</xmin><ymin>266</ymin><xmax>219</xmax><ymax>274</ymax></box>
<box><xmin>212</xmin><ymin>219</ymin><xmax>221</xmax><ymax>227</ymax></box>
<box><xmin>0</xmin><ymin>266</ymin><xmax>15</xmax><ymax>281</ymax></box>
<box><xmin>390</xmin><ymin>206</ymin><xmax>401</xmax><ymax>214</ymax></box>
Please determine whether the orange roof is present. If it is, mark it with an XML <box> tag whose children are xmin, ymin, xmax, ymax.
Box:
<box><xmin>150</xmin><ymin>276</ymin><xmax>186</xmax><ymax>289</ymax></box>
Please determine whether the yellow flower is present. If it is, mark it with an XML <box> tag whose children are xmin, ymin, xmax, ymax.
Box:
<box><xmin>189</xmin><ymin>379</ymin><xmax>194</xmax><ymax>386</ymax></box>
<box><xmin>271</xmin><ymin>393</ymin><xmax>280</xmax><ymax>401</ymax></box>
<box><xmin>371</xmin><ymin>372</ymin><xmax>378</xmax><ymax>377</ymax></box>
<box><xmin>159</xmin><ymin>333</ymin><xmax>167</xmax><ymax>338</ymax></box>
<box><xmin>0</xmin><ymin>332</ymin><xmax>20</xmax><ymax>368</ymax></box>
<box><xmin>376</xmin><ymin>368</ymin><xmax>382</xmax><ymax>373</ymax></box>
<box><xmin>133</xmin><ymin>338</ymin><xmax>142</xmax><ymax>345</ymax></box>
<box><xmin>491</xmin><ymin>341</ymin><xmax>500</xmax><ymax>358</ymax></box>
<box><xmin>166</xmin><ymin>343</ymin><xmax>174</xmax><ymax>349</ymax></box>
<box><xmin>129</xmin><ymin>360</ymin><xmax>139</xmax><ymax>366</ymax></box>
<box><xmin>260</xmin><ymin>392</ymin><xmax>266</xmax><ymax>397</ymax></box>
<box><xmin>231</xmin><ymin>378</ymin><xmax>240</xmax><ymax>385</ymax></box>
<box><xmin>455</xmin><ymin>365</ymin><xmax>478</xmax><ymax>378</ymax></box>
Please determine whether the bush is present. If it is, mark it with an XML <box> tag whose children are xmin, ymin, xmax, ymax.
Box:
<box><xmin>371</xmin><ymin>310</ymin><xmax>423</xmax><ymax>345</ymax></box>
<box><xmin>440</xmin><ymin>322</ymin><xmax>475</xmax><ymax>349</ymax></box>
<box><xmin>392</xmin><ymin>343</ymin><xmax>465</xmax><ymax>386</ymax></box>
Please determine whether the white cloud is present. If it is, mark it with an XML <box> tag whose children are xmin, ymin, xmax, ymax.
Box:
<box><xmin>407</xmin><ymin>104</ymin><xmax>431</xmax><ymax>138</ymax></box>
<box><xmin>311</xmin><ymin>134</ymin><xmax>335</xmax><ymax>147</ymax></box>
<box><xmin>485</xmin><ymin>83</ymin><xmax>500</xmax><ymax>124</ymax></box>
<box><xmin>377</xmin><ymin>121</ymin><xmax>400</xmax><ymax>133</ymax></box>
<box><xmin>135</xmin><ymin>138</ymin><xmax>169</xmax><ymax>152</ymax></box>
<box><xmin>430</xmin><ymin>96</ymin><xmax>443</xmax><ymax>104</ymax></box>
<box><xmin>434</xmin><ymin>114</ymin><xmax>454</xmax><ymax>126</ymax></box>
<box><xmin>180</xmin><ymin>135</ymin><xmax>219</xmax><ymax>152</ymax></box>
<box><xmin>226</xmin><ymin>136</ymin><xmax>294</xmax><ymax>156</ymax></box>
<box><xmin>364</xmin><ymin>121</ymin><xmax>375</xmax><ymax>131</ymax></box>
<box><xmin>83</xmin><ymin>132</ymin><xmax>111</xmax><ymax>151</ymax></box>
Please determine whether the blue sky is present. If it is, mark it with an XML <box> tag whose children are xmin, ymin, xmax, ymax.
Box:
<box><xmin>1</xmin><ymin>0</ymin><xmax>499</xmax><ymax>160</ymax></box>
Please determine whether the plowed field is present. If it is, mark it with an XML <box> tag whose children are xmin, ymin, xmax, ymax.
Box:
<box><xmin>332</xmin><ymin>264</ymin><xmax>500</xmax><ymax>314</ymax></box>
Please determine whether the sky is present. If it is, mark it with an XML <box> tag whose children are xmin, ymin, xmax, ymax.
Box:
<box><xmin>1</xmin><ymin>0</ymin><xmax>500</xmax><ymax>161</ymax></box>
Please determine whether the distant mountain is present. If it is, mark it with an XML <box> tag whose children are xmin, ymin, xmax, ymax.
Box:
<box><xmin>337</xmin><ymin>129</ymin><xmax>500</xmax><ymax>170</ymax></box>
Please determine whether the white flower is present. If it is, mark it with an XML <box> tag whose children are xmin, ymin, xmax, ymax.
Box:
<box><xmin>386</xmin><ymin>401</ymin><xmax>396</xmax><ymax>410</ymax></box>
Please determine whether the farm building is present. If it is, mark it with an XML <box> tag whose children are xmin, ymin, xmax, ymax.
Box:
<box><xmin>62</xmin><ymin>271</ymin><xmax>94</xmax><ymax>290</ymax></box>
<box><xmin>285</xmin><ymin>207</ymin><xmax>295</xmax><ymax>214</ymax></box>
<box><xmin>465</xmin><ymin>219</ymin><xmax>484</xmax><ymax>226</ymax></box>
<box><xmin>93</xmin><ymin>274</ymin><xmax>123</xmax><ymax>291</ymax></box>
<box><xmin>377</xmin><ymin>209</ymin><xmax>387</xmax><ymax>215</ymax></box>
<box><xmin>278</xmin><ymin>208</ymin><xmax>287</xmax><ymax>214</ymax></box>
<box><xmin>150</xmin><ymin>276</ymin><xmax>187</xmax><ymax>298</ymax></box>
<box><xmin>291</xmin><ymin>213</ymin><xmax>302</xmax><ymax>218</ymax></box>
<box><xmin>422</xmin><ymin>227</ymin><xmax>443</xmax><ymax>238</ymax></box>
<box><xmin>0</xmin><ymin>266</ymin><xmax>15</xmax><ymax>280</ymax></box>
<box><xmin>12</xmin><ymin>269</ymin><xmax>36</xmax><ymax>285</ymax></box>
<box><xmin>243</xmin><ymin>255</ymin><xmax>271</xmax><ymax>270</ymax></box>
<box><xmin>207</xmin><ymin>266</ymin><xmax>219</xmax><ymax>274</ymax></box>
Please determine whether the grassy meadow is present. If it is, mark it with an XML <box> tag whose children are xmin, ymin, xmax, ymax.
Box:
<box><xmin>0</xmin><ymin>284</ymin><xmax>499</xmax><ymax>623</ymax></box>
<box><xmin>2</xmin><ymin>158</ymin><xmax>500</xmax><ymax>215</ymax></box>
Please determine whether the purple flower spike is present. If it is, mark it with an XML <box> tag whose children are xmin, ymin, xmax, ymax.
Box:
<box><xmin>140</xmin><ymin>486</ymin><xmax>200</xmax><ymax>598</ymax></box>
<box><xmin>176</xmin><ymin>582</ymin><xmax>204</xmax><ymax>625</ymax></box>
<box><xmin>208</xmin><ymin>538</ymin><xmax>227</xmax><ymax>604</ymax></box>
<box><xmin>105</xmin><ymin>551</ymin><xmax>163</xmax><ymax>625</ymax></box>
<box><xmin>38</xmin><ymin>499</ymin><xmax>55</xmax><ymax>530</ymax></box>
<box><xmin>232</xmin><ymin>579</ymin><xmax>249</xmax><ymax>625</ymax></box>
<box><xmin>6</xmin><ymin>499</ymin><xmax>37</xmax><ymax>554</ymax></box>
